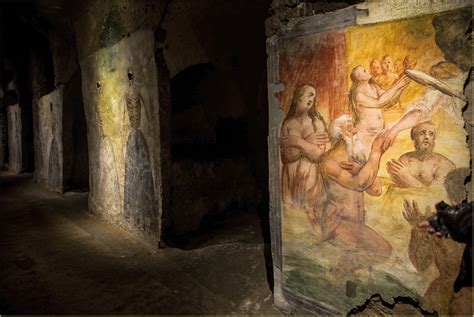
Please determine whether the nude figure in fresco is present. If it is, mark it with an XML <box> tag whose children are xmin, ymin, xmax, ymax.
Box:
<box><xmin>369</xmin><ymin>58</ymin><xmax>382</xmax><ymax>78</ymax></box>
<box><xmin>403</xmin><ymin>54</ymin><xmax>418</xmax><ymax>71</ymax></box>
<box><xmin>319</xmin><ymin>115</ymin><xmax>392</xmax><ymax>271</ymax></box>
<box><xmin>385</xmin><ymin>61</ymin><xmax>465</xmax><ymax>146</ymax></box>
<box><xmin>280</xmin><ymin>84</ymin><xmax>330</xmax><ymax>212</ymax></box>
<box><xmin>349</xmin><ymin>65</ymin><xmax>410</xmax><ymax>155</ymax></box>
<box><xmin>394</xmin><ymin>58</ymin><xmax>404</xmax><ymax>77</ymax></box>
<box><xmin>403</xmin><ymin>199</ymin><xmax>470</xmax><ymax>315</ymax></box>
<box><xmin>387</xmin><ymin>122</ymin><xmax>455</xmax><ymax>188</ymax></box>
<box><xmin>374</xmin><ymin>54</ymin><xmax>399</xmax><ymax>90</ymax></box>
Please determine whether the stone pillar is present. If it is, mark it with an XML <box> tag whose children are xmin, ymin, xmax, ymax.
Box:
<box><xmin>29</xmin><ymin>42</ymin><xmax>55</xmax><ymax>185</ymax></box>
<box><xmin>154</xmin><ymin>46</ymin><xmax>172</xmax><ymax>239</ymax></box>
<box><xmin>79</xmin><ymin>30</ymin><xmax>163</xmax><ymax>245</ymax></box>
<box><xmin>36</xmin><ymin>87</ymin><xmax>63</xmax><ymax>192</ymax></box>
<box><xmin>6</xmin><ymin>103</ymin><xmax>22</xmax><ymax>173</ymax></box>
<box><xmin>0</xmin><ymin>88</ymin><xmax>4</xmax><ymax>167</ymax></box>
<box><xmin>0</xmin><ymin>111</ymin><xmax>5</xmax><ymax>167</ymax></box>
<box><xmin>62</xmin><ymin>71</ymin><xmax>89</xmax><ymax>191</ymax></box>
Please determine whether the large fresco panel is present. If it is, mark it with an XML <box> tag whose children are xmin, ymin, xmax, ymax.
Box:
<box><xmin>276</xmin><ymin>8</ymin><xmax>471</xmax><ymax>315</ymax></box>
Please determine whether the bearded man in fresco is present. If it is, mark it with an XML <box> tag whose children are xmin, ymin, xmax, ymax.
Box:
<box><xmin>319</xmin><ymin>115</ymin><xmax>392</xmax><ymax>272</ymax></box>
<box><xmin>387</xmin><ymin>121</ymin><xmax>455</xmax><ymax>188</ymax></box>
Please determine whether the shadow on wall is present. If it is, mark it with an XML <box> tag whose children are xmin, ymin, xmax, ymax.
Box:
<box><xmin>63</xmin><ymin>71</ymin><xmax>89</xmax><ymax>191</ymax></box>
<box><xmin>167</xmin><ymin>63</ymin><xmax>259</xmax><ymax>241</ymax></box>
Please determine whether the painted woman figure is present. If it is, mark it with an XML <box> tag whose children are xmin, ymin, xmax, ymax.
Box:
<box><xmin>123</xmin><ymin>70</ymin><xmax>158</xmax><ymax>236</ymax></box>
<box><xmin>280</xmin><ymin>84</ymin><xmax>330</xmax><ymax>217</ymax></box>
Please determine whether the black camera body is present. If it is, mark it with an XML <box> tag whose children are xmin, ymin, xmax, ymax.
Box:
<box><xmin>427</xmin><ymin>200</ymin><xmax>472</xmax><ymax>244</ymax></box>
<box><xmin>427</xmin><ymin>201</ymin><xmax>472</xmax><ymax>292</ymax></box>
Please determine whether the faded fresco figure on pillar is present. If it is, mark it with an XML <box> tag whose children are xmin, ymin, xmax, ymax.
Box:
<box><xmin>123</xmin><ymin>70</ymin><xmax>158</xmax><ymax>236</ymax></box>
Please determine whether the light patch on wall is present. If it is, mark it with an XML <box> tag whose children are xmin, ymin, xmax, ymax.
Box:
<box><xmin>94</xmin><ymin>46</ymin><xmax>129</xmax><ymax>141</ymax></box>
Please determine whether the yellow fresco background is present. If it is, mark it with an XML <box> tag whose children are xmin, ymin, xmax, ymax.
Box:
<box><xmin>347</xmin><ymin>15</ymin><xmax>470</xmax><ymax>309</ymax></box>
<box><xmin>345</xmin><ymin>15</ymin><xmax>470</xmax><ymax>173</ymax></box>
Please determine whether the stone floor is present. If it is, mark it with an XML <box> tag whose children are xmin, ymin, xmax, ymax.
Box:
<box><xmin>0</xmin><ymin>172</ymin><xmax>281</xmax><ymax>314</ymax></box>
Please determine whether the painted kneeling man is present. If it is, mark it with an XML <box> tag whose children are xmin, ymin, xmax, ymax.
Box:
<box><xmin>387</xmin><ymin>121</ymin><xmax>455</xmax><ymax>188</ymax></box>
<box><xmin>320</xmin><ymin>115</ymin><xmax>392</xmax><ymax>272</ymax></box>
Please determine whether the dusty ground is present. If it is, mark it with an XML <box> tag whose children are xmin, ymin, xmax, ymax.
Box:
<box><xmin>0</xmin><ymin>172</ymin><xmax>281</xmax><ymax>314</ymax></box>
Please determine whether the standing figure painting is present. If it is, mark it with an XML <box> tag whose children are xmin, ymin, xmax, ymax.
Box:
<box><xmin>123</xmin><ymin>70</ymin><xmax>158</xmax><ymax>236</ymax></box>
<box><xmin>280</xmin><ymin>84</ymin><xmax>330</xmax><ymax>215</ymax></box>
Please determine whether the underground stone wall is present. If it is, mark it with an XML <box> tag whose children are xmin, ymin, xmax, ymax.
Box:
<box><xmin>0</xmin><ymin>113</ymin><xmax>4</xmax><ymax>169</ymax></box>
<box><xmin>167</xmin><ymin>63</ymin><xmax>260</xmax><ymax>236</ymax></box>
<box><xmin>0</xmin><ymin>88</ymin><xmax>4</xmax><ymax>168</ymax></box>
<box><xmin>49</xmin><ymin>29</ymin><xmax>90</xmax><ymax>191</ymax></box>
<box><xmin>38</xmin><ymin>0</ymin><xmax>273</xmax><ymax>245</ymax></box>
<box><xmin>62</xmin><ymin>71</ymin><xmax>89</xmax><ymax>191</ymax></box>
<box><xmin>0</xmin><ymin>8</ymin><xmax>4</xmax><ymax>168</ymax></box>
<box><xmin>3</xmin><ymin>64</ymin><xmax>20</xmax><ymax>173</ymax></box>
<box><xmin>161</xmin><ymin>0</ymin><xmax>271</xmax><ymax>238</ymax></box>
<box><xmin>3</xmin><ymin>10</ymin><xmax>54</xmax><ymax>175</ymax></box>
<box><xmin>6</xmin><ymin>102</ymin><xmax>21</xmax><ymax>173</ymax></box>
<box><xmin>7</xmin><ymin>28</ymin><xmax>36</xmax><ymax>174</ymax></box>
<box><xmin>28</xmin><ymin>19</ymin><xmax>89</xmax><ymax>193</ymax></box>
<box><xmin>35</xmin><ymin>72</ymin><xmax>89</xmax><ymax>193</ymax></box>
<box><xmin>30</xmin><ymin>36</ymin><xmax>55</xmax><ymax>186</ymax></box>
<box><xmin>36</xmin><ymin>87</ymin><xmax>63</xmax><ymax>191</ymax></box>
<box><xmin>72</xmin><ymin>0</ymin><xmax>168</xmax><ymax>245</ymax></box>
<box><xmin>3</xmin><ymin>64</ymin><xmax>26</xmax><ymax>174</ymax></box>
